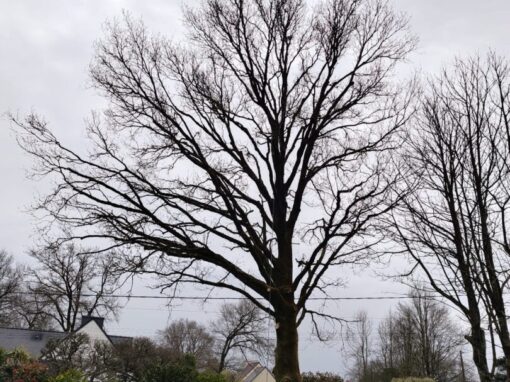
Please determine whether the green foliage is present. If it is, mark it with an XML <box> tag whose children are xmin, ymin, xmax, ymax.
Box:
<box><xmin>370</xmin><ymin>367</ymin><xmax>400</xmax><ymax>382</ymax></box>
<box><xmin>302</xmin><ymin>372</ymin><xmax>344</xmax><ymax>382</ymax></box>
<box><xmin>47</xmin><ymin>368</ymin><xmax>87</xmax><ymax>382</ymax></box>
<box><xmin>112</xmin><ymin>337</ymin><xmax>174</xmax><ymax>382</ymax></box>
<box><xmin>141</xmin><ymin>355</ymin><xmax>198</xmax><ymax>382</ymax></box>
<box><xmin>196</xmin><ymin>370</ymin><xmax>227</xmax><ymax>382</ymax></box>
<box><xmin>0</xmin><ymin>347</ymin><xmax>48</xmax><ymax>382</ymax></box>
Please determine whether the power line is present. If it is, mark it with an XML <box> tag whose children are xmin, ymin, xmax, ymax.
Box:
<box><xmin>15</xmin><ymin>291</ymin><xmax>445</xmax><ymax>301</ymax></box>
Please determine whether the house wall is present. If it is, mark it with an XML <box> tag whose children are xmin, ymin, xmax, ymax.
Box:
<box><xmin>76</xmin><ymin>321</ymin><xmax>110</xmax><ymax>344</ymax></box>
<box><xmin>252</xmin><ymin>369</ymin><xmax>275</xmax><ymax>382</ymax></box>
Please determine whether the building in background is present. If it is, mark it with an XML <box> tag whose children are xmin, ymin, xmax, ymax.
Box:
<box><xmin>0</xmin><ymin>316</ymin><xmax>130</xmax><ymax>357</ymax></box>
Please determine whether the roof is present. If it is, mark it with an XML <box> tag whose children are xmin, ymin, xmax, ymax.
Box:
<box><xmin>75</xmin><ymin>316</ymin><xmax>131</xmax><ymax>346</ymax></box>
<box><xmin>109</xmin><ymin>335</ymin><xmax>132</xmax><ymax>345</ymax></box>
<box><xmin>0</xmin><ymin>317</ymin><xmax>132</xmax><ymax>357</ymax></box>
<box><xmin>237</xmin><ymin>362</ymin><xmax>274</xmax><ymax>382</ymax></box>
<box><xmin>0</xmin><ymin>327</ymin><xmax>66</xmax><ymax>356</ymax></box>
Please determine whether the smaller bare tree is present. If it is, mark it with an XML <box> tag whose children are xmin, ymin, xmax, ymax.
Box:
<box><xmin>0</xmin><ymin>250</ymin><xmax>24</xmax><ymax>326</ymax></box>
<box><xmin>211</xmin><ymin>300</ymin><xmax>273</xmax><ymax>372</ymax></box>
<box><xmin>347</xmin><ymin>311</ymin><xmax>372</xmax><ymax>382</ymax></box>
<box><xmin>10</xmin><ymin>289</ymin><xmax>54</xmax><ymax>330</ymax></box>
<box><xmin>159</xmin><ymin>318</ymin><xmax>215</xmax><ymax>369</ymax></box>
<box><xmin>30</xmin><ymin>243</ymin><xmax>122</xmax><ymax>332</ymax></box>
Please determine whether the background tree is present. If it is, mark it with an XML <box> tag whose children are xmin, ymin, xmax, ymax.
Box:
<box><xmin>0</xmin><ymin>250</ymin><xmax>23</xmax><ymax>326</ymax></box>
<box><xmin>10</xmin><ymin>289</ymin><xmax>54</xmax><ymax>330</ymax></box>
<box><xmin>140</xmin><ymin>354</ymin><xmax>198</xmax><ymax>382</ymax></box>
<box><xmin>15</xmin><ymin>0</ymin><xmax>415</xmax><ymax>380</ymax></box>
<box><xmin>347</xmin><ymin>293</ymin><xmax>465</xmax><ymax>382</ymax></box>
<box><xmin>29</xmin><ymin>243</ymin><xmax>122</xmax><ymax>332</ymax></box>
<box><xmin>41</xmin><ymin>333</ymin><xmax>92</xmax><ymax>376</ymax></box>
<box><xmin>391</xmin><ymin>53</ymin><xmax>510</xmax><ymax>381</ymax></box>
<box><xmin>42</xmin><ymin>332</ymin><xmax>118</xmax><ymax>381</ymax></box>
<box><xmin>0</xmin><ymin>250</ymin><xmax>53</xmax><ymax>330</ymax></box>
<box><xmin>376</xmin><ymin>310</ymin><xmax>397</xmax><ymax>375</ymax></box>
<box><xmin>159</xmin><ymin>319</ymin><xmax>215</xmax><ymax>369</ymax></box>
<box><xmin>211</xmin><ymin>300</ymin><xmax>273</xmax><ymax>372</ymax></box>
<box><xmin>347</xmin><ymin>311</ymin><xmax>372</xmax><ymax>382</ymax></box>
<box><xmin>112</xmin><ymin>337</ymin><xmax>170</xmax><ymax>382</ymax></box>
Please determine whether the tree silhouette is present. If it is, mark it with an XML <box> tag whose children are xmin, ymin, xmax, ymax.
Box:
<box><xmin>16</xmin><ymin>0</ymin><xmax>414</xmax><ymax>380</ymax></box>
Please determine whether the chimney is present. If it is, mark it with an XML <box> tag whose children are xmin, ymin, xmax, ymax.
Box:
<box><xmin>81</xmin><ymin>315</ymin><xmax>105</xmax><ymax>329</ymax></box>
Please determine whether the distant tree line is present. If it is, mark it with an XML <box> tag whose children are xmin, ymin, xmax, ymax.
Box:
<box><xmin>347</xmin><ymin>292</ymin><xmax>472</xmax><ymax>382</ymax></box>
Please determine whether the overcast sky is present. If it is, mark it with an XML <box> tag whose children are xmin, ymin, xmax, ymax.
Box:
<box><xmin>1</xmin><ymin>0</ymin><xmax>510</xmax><ymax>375</ymax></box>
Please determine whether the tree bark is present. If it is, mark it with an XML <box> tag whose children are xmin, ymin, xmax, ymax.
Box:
<box><xmin>273</xmin><ymin>301</ymin><xmax>301</xmax><ymax>382</ymax></box>
<box><xmin>466</xmin><ymin>321</ymin><xmax>491</xmax><ymax>382</ymax></box>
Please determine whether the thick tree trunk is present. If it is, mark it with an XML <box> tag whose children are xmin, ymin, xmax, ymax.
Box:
<box><xmin>446</xmin><ymin>194</ymin><xmax>491</xmax><ymax>382</ymax></box>
<box><xmin>466</xmin><ymin>323</ymin><xmax>491</xmax><ymax>382</ymax></box>
<box><xmin>478</xmin><ymin>201</ymin><xmax>510</xmax><ymax>380</ymax></box>
<box><xmin>273</xmin><ymin>303</ymin><xmax>301</xmax><ymax>382</ymax></box>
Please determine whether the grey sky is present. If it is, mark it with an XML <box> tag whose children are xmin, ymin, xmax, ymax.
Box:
<box><xmin>1</xmin><ymin>0</ymin><xmax>510</xmax><ymax>375</ymax></box>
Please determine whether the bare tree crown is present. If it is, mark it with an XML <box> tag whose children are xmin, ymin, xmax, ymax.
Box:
<box><xmin>16</xmin><ymin>0</ymin><xmax>414</xmax><ymax>327</ymax></box>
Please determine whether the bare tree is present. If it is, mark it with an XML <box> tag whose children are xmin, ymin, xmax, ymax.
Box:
<box><xmin>0</xmin><ymin>250</ymin><xmax>53</xmax><ymax>330</ymax></box>
<box><xmin>159</xmin><ymin>319</ymin><xmax>215</xmax><ymax>369</ymax></box>
<box><xmin>42</xmin><ymin>332</ymin><xmax>118</xmax><ymax>381</ymax></box>
<box><xmin>15</xmin><ymin>0</ymin><xmax>415</xmax><ymax>380</ymax></box>
<box><xmin>401</xmin><ymin>294</ymin><xmax>463</xmax><ymax>381</ymax></box>
<box><xmin>29</xmin><ymin>243</ymin><xmax>122</xmax><ymax>332</ymax></box>
<box><xmin>0</xmin><ymin>250</ymin><xmax>23</xmax><ymax>325</ymax></box>
<box><xmin>377</xmin><ymin>309</ymin><xmax>396</xmax><ymax>373</ymax></box>
<box><xmin>10</xmin><ymin>289</ymin><xmax>54</xmax><ymax>330</ymax></box>
<box><xmin>347</xmin><ymin>311</ymin><xmax>372</xmax><ymax>382</ymax></box>
<box><xmin>349</xmin><ymin>294</ymin><xmax>464</xmax><ymax>382</ymax></box>
<box><xmin>392</xmin><ymin>53</ymin><xmax>510</xmax><ymax>381</ymax></box>
<box><xmin>212</xmin><ymin>299</ymin><xmax>273</xmax><ymax>372</ymax></box>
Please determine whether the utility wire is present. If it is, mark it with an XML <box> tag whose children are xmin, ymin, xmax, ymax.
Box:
<box><xmin>15</xmin><ymin>292</ymin><xmax>449</xmax><ymax>301</ymax></box>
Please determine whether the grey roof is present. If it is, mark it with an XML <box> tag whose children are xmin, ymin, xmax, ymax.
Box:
<box><xmin>237</xmin><ymin>362</ymin><xmax>259</xmax><ymax>381</ymax></box>
<box><xmin>109</xmin><ymin>335</ymin><xmax>132</xmax><ymax>345</ymax></box>
<box><xmin>0</xmin><ymin>327</ymin><xmax>66</xmax><ymax>356</ymax></box>
<box><xmin>0</xmin><ymin>323</ymin><xmax>132</xmax><ymax>357</ymax></box>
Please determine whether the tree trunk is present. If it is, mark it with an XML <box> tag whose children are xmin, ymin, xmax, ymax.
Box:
<box><xmin>218</xmin><ymin>344</ymin><xmax>228</xmax><ymax>373</ymax></box>
<box><xmin>495</xmin><ymin>311</ymin><xmax>510</xmax><ymax>382</ymax></box>
<box><xmin>273</xmin><ymin>302</ymin><xmax>301</xmax><ymax>382</ymax></box>
<box><xmin>466</xmin><ymin>323</ymin><xmax>491</xmax><ymax>382</ymax></box>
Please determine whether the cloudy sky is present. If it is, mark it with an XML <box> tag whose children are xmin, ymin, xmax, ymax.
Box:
<box><xmin>1</xmin><ymin>0</ymin><xmax>510</xmax><ymax>375</ymax></box>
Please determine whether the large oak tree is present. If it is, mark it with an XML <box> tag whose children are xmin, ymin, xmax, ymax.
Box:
<box><xmin>16</xmin><ymin>0</ymin><xmax>414</xmax><ymax>380</ymax></box>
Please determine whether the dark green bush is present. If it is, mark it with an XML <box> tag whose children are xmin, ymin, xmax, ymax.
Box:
<box><xmin>47</xmin><ymin>368</ymin><xmax>87</xmax><ymax>382</ymax></box>
<box><xmin>141</xmin><ymin>354</ymin><xmax>198</xmax><ymax>382</ymax></box>
<box><xmin>196</xmin><ymin>370</ymin><xmax>227</xmax><ymax>382</ymax></box>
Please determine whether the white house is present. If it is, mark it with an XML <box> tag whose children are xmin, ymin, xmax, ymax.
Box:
<box><xmin>237</xmin><ymin>362</ymin><xmax>276</xmax><ymax>382</ymax></box>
